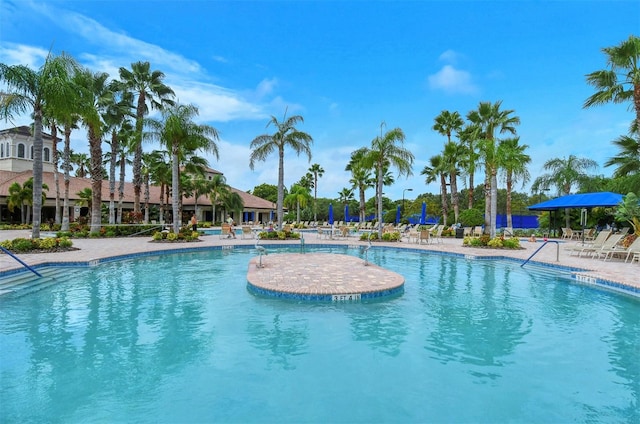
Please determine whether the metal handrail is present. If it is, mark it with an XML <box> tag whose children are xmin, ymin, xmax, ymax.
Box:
<box><xmin>521</xmin><ymin>240</ymin><xmax>560</xmax><ymax>268</ymax></box>
<box><xmin>126</xmin><ymin>225</ymin><xmax>164</xmax><ymax>237</ymax></box>
<box><xmin>0</xmin><ymin>246</ymin><xmax>42</xmax><ymax>277</ymax></box>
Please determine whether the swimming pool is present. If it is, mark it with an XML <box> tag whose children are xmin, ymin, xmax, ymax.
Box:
<box><xmin>1</xmin><ymin>246</ymin><xmax>638</xmax><ymax>423</ymax></box>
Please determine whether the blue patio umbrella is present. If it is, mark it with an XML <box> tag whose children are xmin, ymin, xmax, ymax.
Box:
<box><xmin>344</xmin><ymin>204</ymin><xmax>349</xmax><ymax>222</ymax></box>
<box><xmin>421</xmin><ymin>202</ymin><xmax>426</xmax><ymax>224</ymax></box>
<box><xmin>269</xmin><ymin>210</ymin><xmax>274</xmax><ymax>222</ymax></box>
<box><xmin>328</xmin><ymin>203</ymin><xmax>334</xmax><ymax>224</ymax></box>
<box><xmin>396</xmin><ymin>205</ymin><xmax>401</xmax><ymax>224</ymax></box>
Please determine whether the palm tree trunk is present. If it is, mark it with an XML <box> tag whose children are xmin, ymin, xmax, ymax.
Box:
<box><xmin>51</xmin><ymin>124</ymin><xmax>61</xmax><ymax>225</ymax></box>
<box><xmin>359</xmin><ymin>186</ymin><xmax>366</xmax><ymax>223</ymax></box>
<box><xmin>109</xmin><ymin>130</ymin><xmax>117</xmax><ymax>225</ymax></box>
<box><xmin>450</xmin><ymin>172</ymin><xmax>459</xmax><ymax>224</ymax></box>
<box><xmin>31</xmin><ymin>107</ymin><xmax>43</xmax><ymax>239</ymax></box>
<box><xmin>440</xmin><ymin>174</ymin><xmax>449</xmax><ymax>226</ymax></box>
<box><xmin>88</xmin><ymin>126</ymin><xmax>103</xmax><ymax>233</ymax></box>
<box><xmin>144</xmin><ymin>173</ymin><xmax>150</xmax><ymax>224</ymax></box>
<box><xmin>377</xmin><ymin>162</ymin><xmax>384</xmax><ymax>238</ymax></box>
<box><xmin>490</xmin><ymin>170</ymin><xmax>498</xmax><ymax>238</ymax></box>
<box><xmin>506</xmin><ymin>173</ymin><xmax>513</xmax><ymax>228</ymax></box>
<box><xmin>61</xmin><ymin>126</ymin><xmax>71</xmax><ymax>231</ymax></box>
<box><xmin>172</xmin><ymin>146</ymin><xmax>180</xmax><ymax>233</ymax></box>
<box><xmin>117</xmin><ymin>152</ymin><xmax>125</xmax><ymax>224</ymax></box>
<box><xmin>468</xmin><ymin>173</ymin><xmax>475</xmax><ymax>209</ymax></box>
<box><xmin>277</xmin><ymin>148</ymin><xmax>285</xmax><ymax>231</ymax></box>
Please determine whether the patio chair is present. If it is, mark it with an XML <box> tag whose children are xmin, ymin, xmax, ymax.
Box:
<box><xmin>241</xmin><ymin>226</ymin><xmax>254</xmax><ymax>239</ymax></box>
<box><xmin>418</xmin><ymin>230</ymin><xmax>430</xmax><ymax>244</ymax></box>
<box><xmin>472</xmin><ymin>226</ymin><xmax>483</xmax><ymax>237</ymax></box>
<box><xmin>590</xmin><ymin>234</ymin><xmax>625</xmax><ymax>260</ymax></box>
<box><xmin>566</xmin><ymin>230</ymin><xmax>611</xmax><ymax>257</ymax></box>
<box><xmin>220</xmin><ymin>223</ymin><xmax>233</xmax><ymax>239</ymax></box>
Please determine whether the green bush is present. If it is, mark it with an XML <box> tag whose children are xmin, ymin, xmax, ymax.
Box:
<box><xmin>458</xmin><ymin>209</ymin><xmax>484</xmax><ymax>227</ymax></box>
<box><xmin>167</xmin><ymin>232</ymin><xmax>178</xmax><ymax>241</ymax></box>
<box><xmin>11</xmin><ymin>238</ymin><xmax>35</xmax><ymax>252</ymax></box>
<box><xmin>487</xmin><ymin>237</ymin><xmax>503</xmax><ymax>248</ymax></box>
<box><xmin>502</xmin><ymin>238</ymin><xmax>521</xmax><ymax>249</ymax></box>
<box><xmin>58</xmin><ymin>237</ymin><xmax>73</xmax><ymax>248</ymax></box>
<box><xmin>38</xmin><ymin>237</ymin><xmax>58</xmax><ymax>249</ymax></box>
<box><xmin>382</xmin><ymin>232</ymin><xmax>401</xmax><ymax>242</ymax></box>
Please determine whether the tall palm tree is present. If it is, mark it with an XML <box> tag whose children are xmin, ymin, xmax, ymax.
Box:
<box><xmin>497</xmin><ymin>137</ymin><xmax>531</xmax><ymax>228</ymax></box>
<box><xmin>458</xmin><ymin>124</ymin><xmax>482</xmax><ymax>209</ymax></box>
<box><xmin>0</xmin><ymin>52</ymin><xmax>77</xmax><ymax>238</ymax></box>
<box><xmin>442</xmin><ymin>141</ymin><xmax>462</xmax><ymax>224</ymax></box>
<box><xmin>147</xmin><ymin>103</ymin><xmax>219</xmax><ymax>233</ymax></box>
<box><xmin>74</xmin><ymin>68</ymin><xmax>113</xmax><ymax>233</ymax></box>
<box><xmin>7</xmin><ymin>182</ymin><xmax>30</xmax><ymax>224</ymax></box>
<box><xmin>70</xmin><ymin>152</ymin><xmax>90</xmax><ymax>178</ymax></box>
<box><xmin>249</xmin><ymin>111</ymin><xmax>313</xmax><ymax>230</ymax></box>
<box><xmin>118</xmin><ymin>61</ymin><xmax>175</xmax><ymax>214</ymax></box>
<box><xmin>584</xmin><ymin>35</ymin><xmax>640</xmax><ymax>131</ymax></box>
<box><xmin>208</xmin><ymin>174</ymin><xmax>230</xmax><ymax>224</ymax></box>
<box><xmin>433</xmin><ymin>110</ymin><xmax>464</xmax><ymax>143</ymax></box>
<box><xmin>308</xmin><ymin>163</ymin><xmax>324</xmax><ymax>222</ymax></box>
<box><xmin>531</xmin><ymin>155</ymin><xmax>598</xmax><ymax>228</ymax></box>
<box><xmin>363</xmin><ymin>123</ymin><xmax>414</xmax><ymax>237</ymax></box>
<box><xmin>346</xmin><ymin>147</ymin><xmax>374</xmax><ymax>223</ymax></box>
<box><xmin>60</xmin><ymin>116</ymin><xmax>80</xmax><ymax>230</ymax></box>
<box><xmin>337</xmin><ymin>187</ymin><xmax>355</xmax><ymax>207</ymax></box>
<box><xmin>467</xmin><ymin>101</ymin><xmax>520</xmax><ymax>237</ymax></box>
<box><xmin>421</xmin><ymin>154</ymin><xmax>449</xmax><ymax>225</ymax></box>
<box><xmin>221</xmin><ymin>190</ymin><xmax>244</xmax><ymax>221</ymax></box>
<box><xmin>42</xmin><ymin>115</ymin><xmax>62</xmax><ymax>224</ymax></box>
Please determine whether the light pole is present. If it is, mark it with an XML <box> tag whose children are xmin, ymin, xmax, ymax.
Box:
<box><xmin>403</xmin><ymin>188</ymin><xmax>413</xmax><ymax>218</ymax></box>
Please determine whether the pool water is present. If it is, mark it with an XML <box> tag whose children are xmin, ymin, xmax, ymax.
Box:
<box><xmin>1</xmin><ymin>247</ymin><xmax>638</xmax><ymax>423</ymax></box>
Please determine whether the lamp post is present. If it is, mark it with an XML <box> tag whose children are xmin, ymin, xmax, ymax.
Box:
<box><xmin>402</xmin><ymin>188</ymin><xmax>413</xmax><ymax>218</ymax></box>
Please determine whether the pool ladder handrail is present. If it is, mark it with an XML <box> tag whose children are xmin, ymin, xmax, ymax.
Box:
<box><xmin>0</xmin><ymin>245</ymin><xmax>42</xmax><ymax>277</ymax></box>
<box><xmin>521</xmin><ymin>240</ymin><xmax>560</xmax><ymax>268</ymax></box>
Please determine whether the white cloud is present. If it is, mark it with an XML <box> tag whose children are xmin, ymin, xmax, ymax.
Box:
<box><xmin>428</xmin><ymin>65</ymin><xmax>478</xmax><ymax>95</ymax></box>
<box><xmin>0</xmin><ymin>43</ymin><xmax>48</xmax><ymax>67</ymax></box>
<box><xmin>438</xmin><ymin>49</ymin><xmax>461</xmax><ymax>64</ymax></box>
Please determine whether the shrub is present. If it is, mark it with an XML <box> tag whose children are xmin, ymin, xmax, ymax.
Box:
<box><xmin>11</xmin><ymin>238</ymin><xmax>35</xmax><ymax>252</ymax></box>
<box><xmin>152</xmin><ymin>231</ymin><xmax>164</xmax><ymax>241</ymax></box>
<box><xmin>38</xmin><ymin>237</ymin><xmax>58</xmax><ymax>249</ymax></box>
<box><xmin>503</xmin><ymin>238</ymin><xmax>521</xmax><ymax>249</ymax></box>
<box><xmin>458</xmin><ymin>208</ymin><xmax>484</xmax><ymax>227</ymax></box>
<box><xmin>382</xmin><ymin>232</ymin><xmax>401</xmax><ymax>242</ymax></box>
<box><xmin>0</xmin><ymin>239</ymin><xmax>13</xmax><ymax>249</ymax></box>
<box><xmin>487</xmin><ymin>237</ymin><xmax>503</xmax><ymax>248</ymax></box>
<box><xmin>167</xmin><ymin>232</ymin><xmax>178</xmax><ymax>241</ymax></box>
<box><xmin>58</xmin><ymin>237</ymin><xmax>73</xmax><ymax>248</ymax></box>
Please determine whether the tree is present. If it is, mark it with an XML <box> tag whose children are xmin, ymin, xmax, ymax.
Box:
<box><xmin>614</xmin><ymin>192</ymin><xmax>640</xmax><ymax>236</ymax></box>
<box><xmin>70</xmin><ymin>152</ymin><xmax>90</xmax><ymax>178</ymax></box>
<box><xmin>307</xmin><ymin>163</ymin><xmax>325</xmax><ymax>223</ymax></box>
<box><xmin>442</xmin><ymin>141</ymin><xmax>462</xmax><ymax>224</ymax></box>
<box><xmin>497</xmin><ymin>137</ymin><xmax>531</xmax><ymax>228</ymax></box>
<box><xmin>249</xmin><ymin>111</ymin><xmax>313</xmax><ymax>230</ymax></box>
<box><xmin>74</xmin><ymin>68</ymin><xmax>113</xmax><ymax>233</ymax></box>
<box><xmin>458</xmin><ymin>124</ymin><xmax>482</xmax><ymax>209</ymax></box>
<box><xmin>251</xmin><ymin>183</ymin><xmax>279</xmax><ymax>203</ymax></box>
<box><xmin>208</xmin><ymin>174</ymin><xmax>230</xmax><ymax>224</ymax></box>
<box><xmin>531</xmin><ymin>155</ymin><xmax>599</xmax><ymax>228</ymax></box>
<box><xmin>467</xmin><ymin>101</ymin><xmax>520</xmax><ymax>237</ymax></box>
<box><xmin>363</xmin><ymin>123</ymin><xmax>414</xmax><ymax>237</ymax></box>
<box><xmin>60</xmin><ymin>116</ymin><xmax>80</xmax><ymax>230</ymax></box>
<box><xmin>346</xmin><ymin>147</ymin><xmax>374</xmax><ymax>223</ymax></box>
<box><xmin>118</xmin><ymin>61</ymin><xmax>175</xmax><ymax>214</ymax></box>
<box><xmin>605</xmin><ymin>132</ymin><xmax>640</xmax><ymax>178</ymax></box>
<box><xmin>433</xmin><ymin>110</ymin><xmax>464</xmax><ymax>143</ymax></box>
<box><xmin>0</xmin><ymin>52</ymin><xmax>77</xmax><ymax>238</ymax></box>
<box><xmin>7</xmin><ymin>182</ymin><xmax>30</xmax><ymax>223</ymax></box>
<box><xmin>147</xmin><ymin>103</ymin><xmax>219</xmax><ymax>233</ymax></box>
<box><xmin>285</xmin><ymin>184</ymin><xmax>311</xmax><ymax>223</ymax></box>
<box><xmin>421</xmin><ymin>154</ymin><xmax>449</xmax><ymax>225</ymax></box>
<box><xmin>584</xmin><ymin>35</ymin><xmax>640</xmax><ymax>131</ymax></box>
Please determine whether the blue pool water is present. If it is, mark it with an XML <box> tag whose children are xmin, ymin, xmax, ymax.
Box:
<box><xmin>1</xmin><ymin>246</ymin><xmax>638</xmax><ymax>423</ymax></box>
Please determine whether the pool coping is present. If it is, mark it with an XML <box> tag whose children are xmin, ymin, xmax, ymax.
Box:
<box><xmin>1</xmin><ymin>242</ymin><xmax>638</xmax><ymax>299</ymax></box>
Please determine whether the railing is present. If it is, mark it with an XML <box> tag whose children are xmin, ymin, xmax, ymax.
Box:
<box><xmin>0</xmin><ymin>246</ymin><xmax>42</xmax><ymax>277</ymax></box>
<box><xmin>521</xmin><ymin>240</ymin><xmax>560</xmax><ymax>268</ymax></box>
<box><xmin>127</xmin><ymin>225</ymin><xmax>164</xmax><ymax>237</ymax></box>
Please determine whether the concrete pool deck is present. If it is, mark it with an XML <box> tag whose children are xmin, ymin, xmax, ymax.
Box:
<box><xmin>0</xmin><ymin>229</ymin><xmax>638</xmax><ymax>295</ymax></box>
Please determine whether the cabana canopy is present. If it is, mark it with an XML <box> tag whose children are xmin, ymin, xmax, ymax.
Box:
<box><xmin>528</xmin><ymin>192</ymin><xmax>623</xmax><ymax>211</ymax></box>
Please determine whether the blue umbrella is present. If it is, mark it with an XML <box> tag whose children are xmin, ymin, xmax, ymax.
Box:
<box><xmin>421</xmin><ymin>202</ymin><xmax>426</xmax><ymax>224</ymax></box>
<box><xmin>328</xmin><ymin>203</ymin><xmax>334</xmax><ymax>224</ymax></box>
<box><xmin>396</xmin><ymin>205</ymin><xmax>401</xmax><ymax>224</ymax></box>
<box><xmin>269</xmin><ymin>210</ymin><xmax>274</xmax><ymax>222</ymax></box>
<box><xmin>344</xmin><ymin>204</ymin><xmax>349</xmax><ymax>222</ymax></box>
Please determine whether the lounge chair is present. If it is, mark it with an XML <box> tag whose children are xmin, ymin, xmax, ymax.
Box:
<box><xmin>241</xmin><ymin>226</ymin><xmax>254</xmax><ymax>239</ymax></box>
<box><xmin>561</xmin><ymin>228</ymin><xmax>574</xmax><ymax>240</ymax></box>
<box><xmin>589</xmin><ymin>234</ymin><xmax>625</xmax><ymax>260</ymax></box>
<box><xmin>472</xmin><ymin>226</ymin><xmax>483</xmax><ymax>237</ymax></box>
<box><xmin>432</xmin><ymin>226</ymin><xmax>444</xmax><ymax>244</ymax></box>
<box><xmin>220</xmin><ymin>223</ymin><xmax>234</xmax><ymax>239</ymax></box>
<box><xmin>624</xmin><ymin>237</ymin><xmax>640</xmax><ymax>263</ymax></box>
<box><xmin>597</xmin><ymin>236</ymin><xmax>640</xmax><ymax>262</ymax></box>
<box><xmin>566</xmin><ymin>230</ymin><xmax>611</xmax><ymax>257</ymax></box>
<box><xmin>418</xmin><ymin>229</ymin><xmax>430</xmax><ymax>244</ymax></box>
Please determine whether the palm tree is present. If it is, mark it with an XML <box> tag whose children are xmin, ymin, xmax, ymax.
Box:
<box><xmin>147</xmin><ymin>103</ymin><xmax>219</xmax><ymax>233</ymax></box>
<box><xmin>285</xmin><ymin>184</ymin><xmax>311</xmax><ymax>223</ymax></box>
<box><xmin>337</xmin><ymin>187</ymin><xmax>355</xmax><ymax>207</ymax></box>
<box><xmin>497</xmin><ymin>137</ymin><xmax>531</xmax><ymax>228</ymax></box>
<box><xmin>346</xmin><ymin>147</ymin><xmax>374</xmax><ymax>223</ymax></box>
<box><xmin>70</xmin><ymin>152</ymin><xmax>90</xmax><ymax>178</ymax></box>
<box><xmin>7</xmin><ymin>182</ymin><xmax>29</xmax><ymax>224</ymax></box>
<box><xmin>221</xmin><ymin>190</ymin><xmax>244</xmax><ymax>221</ymax></box>
<box><xmin>421</xmin><ymin>154</ymin><xmax>449</xmax><ymax>225</ymax></box>
<box><xmin>60</xmin><ymin>116</ymin><xmax>80</xmax><ymax>230</ymax></box>
<box><xmin>75</xmin><ymin>188</ymin><xmax>92</xmax><ymax>216</ymax></box>
<box><xmin>605</xmin><ymin>132</ymin><xmax>640</xmax><ymax>178</ymax></box>
<box><xmin>442</xmin><ymin>141</ymin><xmax>462</xmax><ymax>224</ymax></box>
<box><xmin>208</xmin><ymin>174</ymin><xmax>230</xmax><ymax>224</ymax></box>
<box><xmin>433</xmin><ymin>110</ymin><xmax>464</xmax><ymax>143</ymax></box>
<box><xmin>74</xmin><ymin>68</ymin><xmax>113</xmax><ymax>233</ymax></box>
<box><xmin>363</xmin><ymin>123</ymin><xmax>414</xmax><ymax>237</ymax></box>
<box><xmin>531</xmin><ymin>155</ymin><xmax>598</xmax><ymax>228</ymax></box>
<box><xmin>118</xmin><ymin>61</ymin><xmax>175</xmax><ymax>214</ymax></box>
<box><xmin>249</xmin><ymin>111</ymin><xmax>313</xmax><ymax>230</ymax></box>
<box><xmin>42</xmin><ymin>115</ymin><xmax>62</xmax><ymax>224</ymax></box>
<box><xmin>467</xmin><ymin>101</ymin><xmax>520</xmax><ymax>237</ymax></box>
<box><xmin>458</xmin><ymin>124</ymin><xmax>482</xmax><ymax>209</ymax></box>
<box><xmin>0</xmin><ymin>52</ymin><xmax>77</xmax><ymax>238</ymax></box>
<box><xmin>584</xmin><ymin>35</ymin><xmax>640</xmax><ymax>131</ymax></box>
<box><xmin>308</xmin><ymin>163</ymin><xmax>324</xmax><ymax>222</ymax></box>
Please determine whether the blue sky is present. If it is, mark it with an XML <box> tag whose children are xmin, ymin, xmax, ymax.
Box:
<box><xmin>1</xmin><ymin>0</ymin><xmax>638</xmax><ymax>202</ymax></box>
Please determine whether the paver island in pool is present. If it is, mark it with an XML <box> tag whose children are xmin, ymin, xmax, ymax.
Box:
<box><xmin>246</xmin><ymin>252</ymin><xmax>404</xmax><ymax>301</ymax></box>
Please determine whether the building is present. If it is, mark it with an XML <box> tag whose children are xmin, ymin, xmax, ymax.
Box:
<box><xmin>0</xmin><ymin>126</ymin><xmax>276</xmax><ymax>225</ymax></box>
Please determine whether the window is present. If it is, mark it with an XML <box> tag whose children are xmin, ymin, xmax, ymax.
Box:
<box><xmin>30</xmin><ymin>145</ymin><xmax>33</xmax><ymax>159</ymax></box>
<box><xmin>17</xmin><ymin>143</ymin><xmax>25</xmax><ymax>158</ymax></box>
<box><xmin>44</xmin><ymin>147</ymin><xmax>50</xmax><ymax>162</ymax></box>
<box><xmin>0</xmin><ymin>143</ymin><xmax>3</xmax><ymax>158</ymax></box>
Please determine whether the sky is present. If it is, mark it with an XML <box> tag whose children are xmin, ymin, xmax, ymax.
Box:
<box><xmin>1</xmin><ymin>0</ymin><xmax>638</xmax><ymax>203</ymax></box>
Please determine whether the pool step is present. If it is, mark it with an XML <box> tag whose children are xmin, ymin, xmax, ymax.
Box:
<box><xmin>0</xmin><ymin>268</ymin><xmax>69</xmax><ymax>296</ymax></box>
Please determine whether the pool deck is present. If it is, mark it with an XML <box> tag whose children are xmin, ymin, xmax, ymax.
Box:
<box><xmin>0</xmin><ymin>229</ymin><xmax>638</xmax><ymax>294</ymax></box>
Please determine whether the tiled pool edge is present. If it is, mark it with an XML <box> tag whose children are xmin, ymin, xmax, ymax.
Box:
<box><xmin>1</xmin><ymin>243</ymin><xmax>638</xmax><ymax>299</ymax></box>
